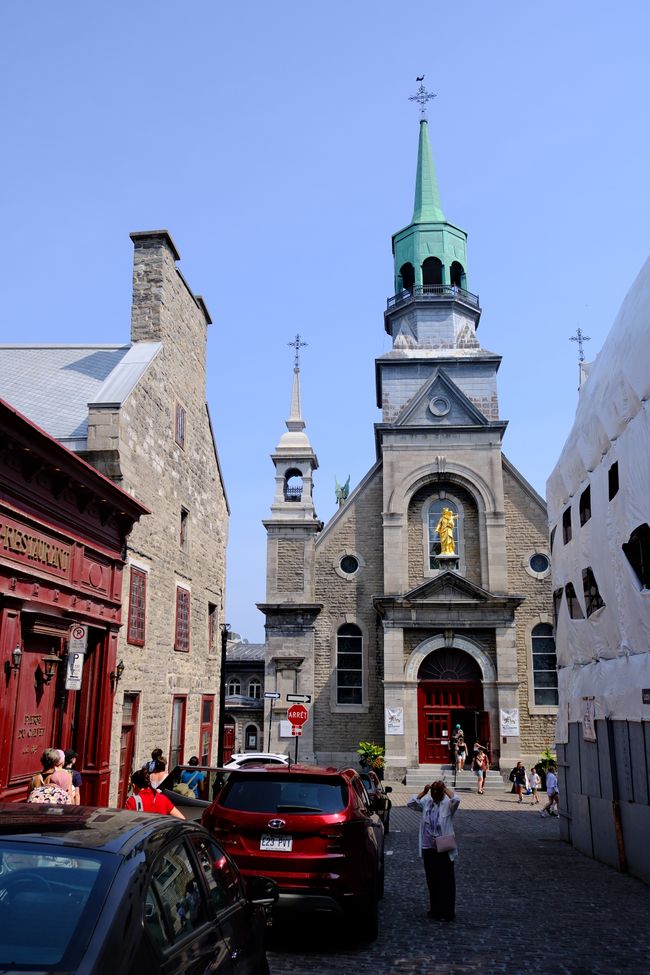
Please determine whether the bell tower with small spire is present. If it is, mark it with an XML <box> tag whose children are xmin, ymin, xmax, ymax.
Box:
<box><xmin>258</xmin><ymin>336</ymin><xmax>322</xmax><ymax>760</ymax></box>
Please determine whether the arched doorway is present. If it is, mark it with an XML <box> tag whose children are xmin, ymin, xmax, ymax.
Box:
<box><xmin>417</xmin><ymin>648</ymin><xmax>488</xmax><ymax>763</ymax></box>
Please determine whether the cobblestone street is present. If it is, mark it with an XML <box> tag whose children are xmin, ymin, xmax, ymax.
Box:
<box><xmin>268</xmin><ymin>786</ymin><xmax>650</xmax><ymax>975</ymax></box>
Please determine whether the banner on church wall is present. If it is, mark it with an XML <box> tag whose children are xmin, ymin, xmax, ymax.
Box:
<box><xmin>582</xmin><ymin>697</ymin><xmax>596</xmax><ymax>741</ymax></box>
<box><xmin>385</xmin><ymin>707</ymin><xmax>404</xmax><ymax>735</ymax></box>
<box><xmin>500</xmin><ymin>708</ymin><xmax>520</xmax><ymax>737</ymax></box>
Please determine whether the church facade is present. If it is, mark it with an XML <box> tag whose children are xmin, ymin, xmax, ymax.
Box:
<box><xmin>260</xmin><ymin>116</ymin><xmax>556</xmax><ymax>778</ymax></box>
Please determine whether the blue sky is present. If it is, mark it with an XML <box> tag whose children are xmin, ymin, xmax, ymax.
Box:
<box><xmin>2</xmin><ymin>2</ymin><xmax>649</xmax><ymax>640</ymax></box>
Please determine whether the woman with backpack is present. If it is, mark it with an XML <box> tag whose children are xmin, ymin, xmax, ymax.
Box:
<box><xmin>124</xmin><ymin>769</ymin><xmax>185</xmax><ymax>818</ymax></box>
<box><xmin>27</xmin><ymin>748</ymin><xmax>72</xmax><ymax>805</ymax></box>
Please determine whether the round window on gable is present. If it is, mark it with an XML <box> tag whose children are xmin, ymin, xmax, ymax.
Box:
<box><xmin>529</xmin><ymin>553</ymin><xmax>550</xmax><ymax>574</ymax></box>
<box><xmin>340</xmin><ymin>555</ymin><xmax>359</xmax><ymax>575</ymax></box>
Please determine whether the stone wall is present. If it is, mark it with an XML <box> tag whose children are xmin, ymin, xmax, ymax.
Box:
<box><xmin>91</xmin><ymin>233</ymin><xmax>229</xmax><ymax>802</ymax></box>
<box><xmin>502</xmin><ymin>461</ymin><xmax>556</xmax><ymax>756</ymax></box>
<box><xmin>312</xmin><ymin>468</ymin><xmax>385</xmax><ymax>759</ymax></box>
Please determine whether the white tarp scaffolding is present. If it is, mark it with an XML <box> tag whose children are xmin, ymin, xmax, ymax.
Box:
<box><xmin>547</xmin><ymin>255</ymin><xmax>650</xmax><ymax>741</ymax></box>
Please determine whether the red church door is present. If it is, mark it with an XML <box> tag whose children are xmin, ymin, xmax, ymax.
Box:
<box><xmin>417</xmin><ymin>679</ymin><xmax>484</xmax><ymax>764</ymax></box>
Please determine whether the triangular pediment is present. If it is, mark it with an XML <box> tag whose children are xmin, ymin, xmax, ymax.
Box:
<box><xmin>403</xmin><ymin>570</ymin><xmax>492</xmax><ymax>603</ymax></box>
<box><xmin>393</xmin><ymin>368</ymin><xmax>489</xmax><ymax>428</ymax></box>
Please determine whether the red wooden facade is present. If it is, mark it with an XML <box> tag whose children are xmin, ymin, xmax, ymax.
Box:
<box><xmin>0</xmin><ymin>401</ymin><xmax>147</xmax><ymax>806</ymax></box>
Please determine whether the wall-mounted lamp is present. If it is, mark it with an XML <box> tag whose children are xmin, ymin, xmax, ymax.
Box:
<box><xmin>4</xmin><ymin>645</ymin><xmax>22</xmax><ymax>679</ymax></box>
<box><xmin>36</xmin><ymin>653</ymin><xmax>61</xmax><ymax>687</ymax></box>
<box><xmin>110</xmin><ymin>659</ymin><xmax>125</xmax><ymax>688</ymax></box>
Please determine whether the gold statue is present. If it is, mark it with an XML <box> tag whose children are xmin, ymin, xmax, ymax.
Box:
<box><xmin>435</xmin><ymin>507</ymin><xmax>458</xmax><ymax>555</ymax></box>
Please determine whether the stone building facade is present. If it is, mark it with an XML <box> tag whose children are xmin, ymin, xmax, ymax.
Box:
<box><xmin>0</xmin><ymin>230</ymin><xmax>229</xmax><ymax>803</ymax></box>
<box><xmin>223</xmin><ymin>637</ymin><xmax>266</xmax><ymax>757</ymax></box>
<box><xmin>259</xmin><ymin>117</ymin><xmax>556</xmax><ymax>778</ymax></box>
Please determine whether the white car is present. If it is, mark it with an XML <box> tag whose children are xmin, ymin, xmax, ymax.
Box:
<box><xmin>223</xmin><ymin>751</ymin><xmax>290</xmax><ymax>769</ymax></box>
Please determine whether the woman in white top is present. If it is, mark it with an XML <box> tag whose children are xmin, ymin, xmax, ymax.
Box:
<box><xmin>407</xmin><ymin>781</ymin><xmax>460</xmax><ymax>921</ymax></box>
<box><xmin>148</xmin><ymin>757</ymin><xmax>168</xmax><ymax>790</ymax></box>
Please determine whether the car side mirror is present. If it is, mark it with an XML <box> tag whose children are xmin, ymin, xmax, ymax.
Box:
<box><xmin>247</xmin><ymin>875</ymin><xmax>279</xmax><ymax>906</ymax></box>
<box><xmin>384</xmin><ymin>786</ymin><xmax>392</xmax><ymax>794</ymax></box>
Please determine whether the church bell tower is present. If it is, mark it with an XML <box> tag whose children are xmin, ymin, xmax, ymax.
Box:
<box><xmin>258</xmin><ymin>337</ymin><xmax>322</xmax><ymax>760</ymax></box>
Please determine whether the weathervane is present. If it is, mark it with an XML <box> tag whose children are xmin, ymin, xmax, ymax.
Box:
<box><xmin>569</xmin><ymin>327</ymin><xmax>591</xmax><ymax>362</ymax></box>
<box><xmin>288</xmin><ymin>333</ymin><xmax>307</xmax><ymax>370</ymax></box>
<box><xmin>409</xmin><ymin>76</ymin><xmax>436</xmax><ymax>119</ymax></box>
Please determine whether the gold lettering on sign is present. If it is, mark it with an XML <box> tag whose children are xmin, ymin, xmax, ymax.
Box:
<box><xmin>0</xmin><ymin>520</ymin><xmax>70</xmax><ymax>573</ymax></box>
<box><xmin>16</xmin><ymin>714</ymin><xmax>45</xmax><ymax>742</ymax></box>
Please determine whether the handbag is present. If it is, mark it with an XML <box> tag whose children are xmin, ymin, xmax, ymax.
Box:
<box><xmin>434</xmin><ymin>834</ymin><xmax>457</xmax><ymax>853</ymax></box>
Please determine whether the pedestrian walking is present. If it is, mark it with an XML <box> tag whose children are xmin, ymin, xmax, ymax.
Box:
<box><xmin>125</xmin><ymin>769</ymin><xmax>185</xmax><ymax>818</ymax></box>
<box><xmin>27</xmin><ymin>748</ymin><xmax>71</xmax><ymax>805</ymax></box>
<box><xmin>474</xmin><ymin>748</ymin><xmax>489</xmax><ymax>794</ymax></box>
<box><xmin>509</xmin><ymin>761</ymin><xmax>527</xmax><ymax>803</ymax></box>
<box><xmin>529</xmin><ymin>765</ymin><xmax>541</xmax><ymax>804</ymax></box>
<box><xmin>455</xmin><ymin>736</ymin><xmax>467</xmax><ymax>771</ymax></box>
<box><xmin>407</xmin><ymin>780</ymin><xmax>460</xmax><ymax>922</ymax></box>
<box><xmin>64</xmin><ymin>749</ymin><xmax>82</xmax><ymax>805</ymax></box>
<box><xmin>148</xmin><ymin>757</ymin><xmax>168</xmax><ymax>789</ymax></box>
<box><xmin>144</xmin><ymin>747</ymin><xmax>163</xmax><ymax>774</ymax></box>
<box><xmin>540</xmin><ymin>764</ymin><xmax>559</xmax><ymax>817</ymax></box>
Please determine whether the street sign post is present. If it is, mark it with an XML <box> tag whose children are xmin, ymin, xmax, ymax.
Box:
<box><xmin>287</xmin><ymin>703</ymin><xmax>309</xmax><ymax>762</ymax></box>
<box><xmin>265</xmin><ymin>693</ymin><xmax>281</xmax><ymax>750</ymax></box>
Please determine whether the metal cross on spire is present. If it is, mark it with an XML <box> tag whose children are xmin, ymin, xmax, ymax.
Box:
<box><xmin>409</xmin><ymin>77</ymin><xmax>437</xmax><ymax>119</ymax></box>
<box><xmin>569</xmin><ymin>327</ymin><xmax>591</xmax><ymax>362</ymax></box>
<box><xmin>288</xmin><ymin>333</ymin><xmax>308</xmax><ymax>370</ymax></box>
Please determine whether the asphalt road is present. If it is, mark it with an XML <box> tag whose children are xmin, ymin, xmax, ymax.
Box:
<box><xmin>267</xmin><ymin>786</ymin><xmax>650</xmax><ymax>975</ymax></box>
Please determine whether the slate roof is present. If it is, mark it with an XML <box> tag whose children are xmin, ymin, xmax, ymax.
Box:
<box><xmin>226</xmin><ymin>642</ymin><xmax>266</xmax><ymax>662</ymax></box>
<box><xmin>0</xmin><ymin>343</ymin><xmax>160</xmax><ymax>450</ymax></box>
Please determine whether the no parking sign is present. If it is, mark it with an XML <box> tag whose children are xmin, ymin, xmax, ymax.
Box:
<box><xmin>66</xmin><ymin>624</ymin><xmax>88</xmax><ymax>691</ymax></box>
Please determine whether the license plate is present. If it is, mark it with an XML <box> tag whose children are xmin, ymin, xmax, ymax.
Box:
<box><xmin>260</xmin><ymin>833</ymin><xmax>292</xmax><ymax>852</ymax></box>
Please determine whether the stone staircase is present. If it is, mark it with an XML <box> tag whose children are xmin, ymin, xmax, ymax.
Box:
<box><xmin>404</xmin><ymin>764</ymin><xmax>506</xmax><ymax>793</ymax></box>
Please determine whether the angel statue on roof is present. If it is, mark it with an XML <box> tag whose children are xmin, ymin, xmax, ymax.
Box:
<box><xmin>335</xmin><ymin>475</ymin><xmax>350</xmax><ymax>508</ymax></box>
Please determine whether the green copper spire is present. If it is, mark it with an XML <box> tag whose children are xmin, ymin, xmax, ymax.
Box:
<box><xmin>412</xmin><ymin>119</ymin><xmax>445</xmax><ymax>223</ymax></box>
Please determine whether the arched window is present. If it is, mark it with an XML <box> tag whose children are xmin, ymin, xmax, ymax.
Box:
<box><xmin>248</xmin><ymin>678</ymin><xmax>261</xmax><ymax>699</ymax></box>
<box><xmin>531</xmin><ymin>624</ymin><xmax>558</xmax><ymax>706</ymax></box>
<box><xmin>245</xmin><ymin>724</ymin><xmax>259</xmax><ymax>750</ymax></box>
<box><xmin>422</xmin><ymin>256</ymin><xmax>443</xmax><ymax>287</ymax></box>
<box><xmin>450</xmin><ymin>261</ymin><xmax>466</xmax><ymax>289</ymax></box>
<box><xmin>428</xmin><ymin>499</ymin><xmax>460</xmax><ymax>569</ymax></box>
<box><xmin>284</xmin><ymin>468</ymin><xmax>303</xmax><ymax>502</ymax></box>
<box><xmin>227</xmin><ymin>678</ymin><xmax>241</xmax><ymax>696</ymax></box>
<box><xmin>399</xmin><ymin>262</ymin><xmax>415</xmax><ymax>291</ymax></box>
<box><xmin>336</xmin><ymin>623</ymin><xmax>363</xmax><ymax>705</ymax></box>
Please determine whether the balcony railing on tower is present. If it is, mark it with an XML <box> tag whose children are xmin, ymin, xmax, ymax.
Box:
<box><xmin>284</xmin><ymin>485</ymin><xmax>303</xmax><ymax>501</ymax></box>
<box><xmin>386</xmin><ymin>284</ymin><xmax>480</xmax><ymax>311</ymax></box>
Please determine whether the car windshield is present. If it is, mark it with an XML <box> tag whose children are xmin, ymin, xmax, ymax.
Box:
<box><xmin>0</xmin><ymin>843</ymin><xmax>114</xmax><ymax>970</ymax></box>
<box><xmin>220</xmin><ymin>774</ymin><xmax>348</xmax><ymax>814</ymax></box>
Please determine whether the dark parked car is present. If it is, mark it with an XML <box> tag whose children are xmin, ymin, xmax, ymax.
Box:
<box><xmin>201</xmin><ymin>765</ymin><xmax>384</xmax><ymax>941</ymax></box>
<box><xmin>359</xmin><ymin>770</ymin><xmax>392</xmax><ymax>833</ymax></box>
<box><xmin>0</xmin><ymin>804</ymin><xmax>276</xmax><ymax>974</ymax></box>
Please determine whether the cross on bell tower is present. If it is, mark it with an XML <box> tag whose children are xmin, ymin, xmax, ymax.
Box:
<box><xmin>288</xmin><ymin>333</ymin><xmax>307</xmax><ymax>371</ymax></box>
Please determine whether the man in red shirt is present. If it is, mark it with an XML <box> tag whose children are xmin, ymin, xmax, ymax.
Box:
<box><xmin>124</xmin><ymin>769</ymin><xmax>185</xmax><ymax>819</ymax></box>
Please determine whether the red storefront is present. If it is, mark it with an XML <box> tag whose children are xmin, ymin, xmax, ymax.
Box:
<box><xmin>0</xmin><ymin>401</ymin><xmax>147</xmax><ymax>805</ymax></box>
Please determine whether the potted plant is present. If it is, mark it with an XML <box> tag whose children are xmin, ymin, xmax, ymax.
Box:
<box><xmin>535</xmin><ymin>747</ymin><xmax>557</xmax><ymax>792</ymax></box>
<box><xmin>357</xmin><ymin>741</ymin><xmax>385</xmax><ymax>779</ymax></box>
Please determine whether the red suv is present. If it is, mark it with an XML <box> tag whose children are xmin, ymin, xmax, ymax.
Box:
<box><xmin>201</xmin><ymin>765</ymin><xmax>384</xmax><ymax>940</ymax></box>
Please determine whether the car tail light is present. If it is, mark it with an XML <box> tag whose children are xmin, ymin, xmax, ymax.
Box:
<box><xmin>320</xmin><ymin>821</ymin><xmax>359</xmax><ymax>851</ymax></box>
<box><xmin>209</xmin><ymin>816</ymin><xmax>240</xmax><ymax>845</ymax></box>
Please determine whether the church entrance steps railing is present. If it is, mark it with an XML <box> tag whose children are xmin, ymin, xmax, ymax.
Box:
<box><xmin>404</xmin><ymin>765</ymin><xmax>506</xmax><ymax>793</ymax></box>
<box><xmin>386</xmin><ymin>284</ymin><xmax>480</xmax><ymax>311</ymax></box>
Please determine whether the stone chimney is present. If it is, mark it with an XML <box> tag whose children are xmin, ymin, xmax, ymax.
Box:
<box><xmin>129</xmin><ymin>230</ymin><xmax>181</xmax><ymax>344</ymax></box>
